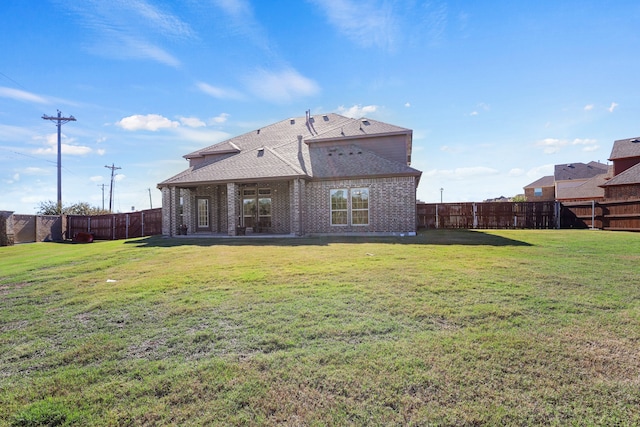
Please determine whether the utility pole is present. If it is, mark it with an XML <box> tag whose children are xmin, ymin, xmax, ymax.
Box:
<box><xmin>42</xmin><ymin>110</ymin><xmax>76</xmax><ymax>213</ymax></box>
<box><xmin>104</xmin><ymin>163</ymin><xmax>122</xmax><ymax>212</ymax></box>
<box><xmin>148</xmin><ymin>188</ymin><xmax>153</xmax><ymax>209</ymax></box>
<box><xmin>98</xmin><ymin>184</ymin><xmax>106</xmax><ymax>211</ymax></box>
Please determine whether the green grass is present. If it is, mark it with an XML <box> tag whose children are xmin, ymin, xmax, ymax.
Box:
<box><xmin>1</xmin><ymin>230</ymin><xmax>639</xmax><ymax>426</ymax></box>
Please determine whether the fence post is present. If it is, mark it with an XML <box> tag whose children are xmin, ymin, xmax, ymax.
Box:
<box><xmin>473</xmin><ymin>203</ymin><xmax>478</xmax><ymax>228</ymax></box>
<box><xmin>141</xmin><ymin>211</ymin><xmax>145</xmax><ymax>237</ymax></box>
<box><xmin>591</xmin><ymin>200</ymin><xmax>595</xmax><ymax>229</ymax></box>
<box><xmin>435</xmin><ymin>204</ymin><xmax>439</xmax><ymax>229</ymax></box>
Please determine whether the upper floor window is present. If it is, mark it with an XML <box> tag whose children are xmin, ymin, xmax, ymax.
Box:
<box><xmin>534</xmin><ymin>188</ymin><xmax>543</xmax><ymax>197</ymax></box>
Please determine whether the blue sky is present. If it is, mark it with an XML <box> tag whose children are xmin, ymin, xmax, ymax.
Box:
<box><xmin>2</xmin><ymin>0</ymin><xmax>640</xmax><ymax>213</ymax></box>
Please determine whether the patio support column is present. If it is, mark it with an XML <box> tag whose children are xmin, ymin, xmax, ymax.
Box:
<box><xmin>291</xmin><ymin>178</ymin><xmax>304</xmax><ymax>236</ymax></box>
<box><xmin>227</xmin><ymin>182</ymin><xmax>237</xmax><ymax>236</ymax></box>
<box><xmin>161</xmin><ymin>186</ymin><xmax>177</xmax><ymax>237</ymax></box>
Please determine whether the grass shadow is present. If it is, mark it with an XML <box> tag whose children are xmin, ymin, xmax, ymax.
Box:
<box><xmin>125</xmin><ymin>229</ymin><xmax>532</xmax><ymax>248</ymax></box>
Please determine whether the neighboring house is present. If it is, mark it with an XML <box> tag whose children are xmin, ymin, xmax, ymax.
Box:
<box><xmin>554</xmin><ymin>162</ymin><xmax>609</xmax><ymax>201</ymax></box>
<box><xmin>601</xmin><ymin>137</ymin><xmax>640</xmax><ymax>200</ymax></box>
<box><xmin>523</xmin><ymin>175</ymin><xmax>555</xmax><ymax>201</ymax></box>
<box><xmin>523</xmin><ymin>162</ymin><xmax>609</xmax><ymax>202</ymax></box>
<box><xmin>158</xmin><ymin>113</ymin><xmax>422</xmax><ymax>237</ymax></box>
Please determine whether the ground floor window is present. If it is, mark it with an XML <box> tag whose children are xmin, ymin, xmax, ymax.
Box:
<box><xmin>351</xmin><ymin>188</ymin><xmax>369</xmax><ymax>225</ymax></box>
<box><xmin>330</xmin><ymin>187</ymin><xmax>369</xmax><ymax>226</ymax></box>
<box><xmin>330</xmin><ymin>189</ymin><xmax>348</xmax><ymax>225</ymax></box>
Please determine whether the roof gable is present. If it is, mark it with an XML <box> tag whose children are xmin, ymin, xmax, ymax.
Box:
<box><xmin>609</xmin><ymin>137</ymin><xmax>640</xmax><ymax>160</ymax></box>
<box><xmin>601</xmin><ymin>162</ymin><xmax>640</xmax><ymax>186</ymax></box>
<box><xmin>524</xmin><ymin>175</ymin><xmax>554</xmax><ymax>189</ymax></box>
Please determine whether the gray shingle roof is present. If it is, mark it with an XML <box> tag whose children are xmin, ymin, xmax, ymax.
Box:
<box><xmin>602</xmin><ymin>162</ymin><xmax>640</xmax><ymax>186</ymax></box>
<box><xmin>557</xmin><ymin>173</ymin><xmax>608</xmax><ymax>200</ymax></box>
<box><xmin>159</xmin><ymin>113</ymin><xmax>420</xmax><ymax>186</ymax></box>
<box><xmin>609</xmin><ymin>137</ymin><xmax>640</xmax><ymax>160</ymax></box>
<box><xmin>554</xmin><ymin>162</ymin><xmax>608</xmax><ymax>181</ymax></box>
<box><xmin>308</xmin><ymin>144</ymin><xmax>420</xmax><ymax>179</ymax></box>
<box><xmin>523</xmin><ymin>175</ymin><xmax>554</xmax><ymax>189</ymax></box>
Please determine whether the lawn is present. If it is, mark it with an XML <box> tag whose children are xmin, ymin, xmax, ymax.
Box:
<box><xmin>1</xmin><ymin>230</ymin><xmax>639</xmax><ymax>426</ymax></box>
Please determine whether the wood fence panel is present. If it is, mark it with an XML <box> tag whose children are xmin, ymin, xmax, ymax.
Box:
<box><xmin>66</xmin><ymin>208</ymin><xmax>163</xmax><ymax>240</ymax></box>
<box><xmin>417</xmin><ymin>202</ymin><xmax>557</xmax><ymax>230</ymax></box>
<box><xmin>142</xmin><ymin>209</ymin><xmax>163</xmax><ymax>236</ymax></box>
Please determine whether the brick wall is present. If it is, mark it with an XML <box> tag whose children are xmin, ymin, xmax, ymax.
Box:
<box><xmin>162</xmin><ymin>177</ymin><xmax>418</xmax><ymax>236</ymax></box>
<box><xmin>524</xmin><ymin>186</ymin><xmax>555</xmax><ymax>201</ymax></box>
<box><xmin>304</xmin><ymin>176</ymin><xmax>417</xmax><ymax>234</ymax></box>
<box><xmin>604</xmin><ymin>185</ymin><xmax>640</xmax><ymax>201</ymax></box>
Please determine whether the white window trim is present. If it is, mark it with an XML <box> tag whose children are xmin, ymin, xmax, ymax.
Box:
<box><xmin>329</xmin><ymin>187</ymin><xmax>370</xmax><ymax>226</ymax></box>
<box><xmin>330</xmin><ymin>188</ymin><xmax>348</xmax><ymax>226</ymax></box>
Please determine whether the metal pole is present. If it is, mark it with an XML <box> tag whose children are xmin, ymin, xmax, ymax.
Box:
<box><xmin>440</xmin><ymin>188</ymin><xmax>443</xmax><ymax>204</ymax></box>
<box><xmin>42</xmin><ymin>110</ymin><xmax>76</xmax><ymax>213</ymax></box>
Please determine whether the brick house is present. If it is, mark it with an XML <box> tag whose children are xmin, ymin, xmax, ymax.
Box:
<box><xmin>157</xmin><ymin>113</ymin><xmax>422</xmax><ymax>237</ymax></box>
<box><xmin>523</xmin><ymin>175</ymin><xmax>555</xmax><ymax>201</ymax></box>
<box><xmin>523</xmin><ymin>162</ymin><xmax>609</xmax><ymax>202</ymax></box>
<box><xmin>601</xmin><ymin>137</ymin><xmax>640</xmax><ymax>200</ymax></box>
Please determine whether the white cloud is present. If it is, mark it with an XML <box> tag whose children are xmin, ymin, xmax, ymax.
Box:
<box><xmin>116</xmin><ymin>114</ymin><xmax>179</xmax><ymax>131</ymax></box>
<box><xmin>90</xmin><ymin>176</ymin><xmax>104</xmax><ymax>182</ymax></box>
<box><xmin>61</xmin><ymin>0</ymin><xmax>193</xmax><ymax>67</ymax></box>
<box><xmin>0</xmin><ymin>87</ymin><xmax>50</xmax><ymax>104</ymax></box>
<box><xmin>527</xmin><ymin>164</ymin><xmax>554</xmax><ymax>179</ymax></box>
<box><xmin>337</xmin><ymin>104</ymin><xmax>378</xmax><ymax>118</ymax></box>
<box><xmin>584</xmin><ymin>104</ymin><xmax>594</xmax><ymax>111</ymax></box>
<box><xmin>508</xmin><ymin>168</ymin><xmax>525</xmax><ymax>177</ymax></box>
<box><xmin>534</xmin><ymin>137</ymin><xmax>598</xmax><ymax>154</ymax></box>
<box><xmin>196</xmin><ymin>82</ymin><xmax>244</xmax><ymax>100</ymax></box>
<box><xmin>174</xmin><ymin>127</ymin><xmax>231</xmax><ymax>144</ymax></box>
<box><xmin>22</xmin><ymin>167</ymin><xmax>49</xmax><ymax>176</ymax></box>
<box><xmin>608</xmin><ymin>102</ymin><xmax>618</xmax><ymax>112</ymax></box>
<box><xmin>309</xmin><ymin>0</ymin><xmax>397</xmax><ymax>50</ymax></box>
<box><xmin>470</xmin><ymin>102</ymin><xmax>489</xmax><ymax>116</ymax></box>
<box><xmin>405</xmin><ymin>102</ymin><xmax>411</xmax><ymax>108</ymax></box>
<box><xmin>179</xmin><ymin>116</ymin><xmax>206</xmax><ymax>128</ymax></box>
<box><xmin>33</xmin><ymin>133</ymin><xmax>93</xmax><ymax>156</ymax></box>
<box><xmin>96</xmin><ymin>148</ymin><xmax>106</xmax><ymax>156</ymax></box>
<box><xmin>439</xmin><ymin>145</ymin><xmax>462</xmax><ymax>154</ymax></box>
<box><xmin>115</xmin><ymin>174</ymin><xmax>126</xmax><ymax>182</ymax></box>
<box><xmin>424</xmin><ymin>167</ymin><xmax>500</xmax><ymax>180</ymax></box>
<box><xmin>210</xmin><ymin>113</ymin><xmax>230</xmax><ymax>124</ymax></box>
<box><xmin>244</xmin><ymin>68</ymin><xmax>320</xmax><ymax>103</ymax></box>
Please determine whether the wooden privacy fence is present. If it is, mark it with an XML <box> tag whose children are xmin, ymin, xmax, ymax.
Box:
<box><xmin>561</xmin><ymin>199</ymin><xmax>640</xmax><ymax>231</ymax></box>
<box><xmin>67</xmin><ymin>208</ymin><xmax>162</xmax><ymax>240</ymax></box>
<box><xmin>417</xmin><ymin>202</ymin><xmax>558</xmax><ymax>229</ymax></box>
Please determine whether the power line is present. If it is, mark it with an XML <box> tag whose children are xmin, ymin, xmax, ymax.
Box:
<box><xmin>0</xmin><ymin>71</ymin><xmax>27</xmax><ymax>90</ymax></box>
